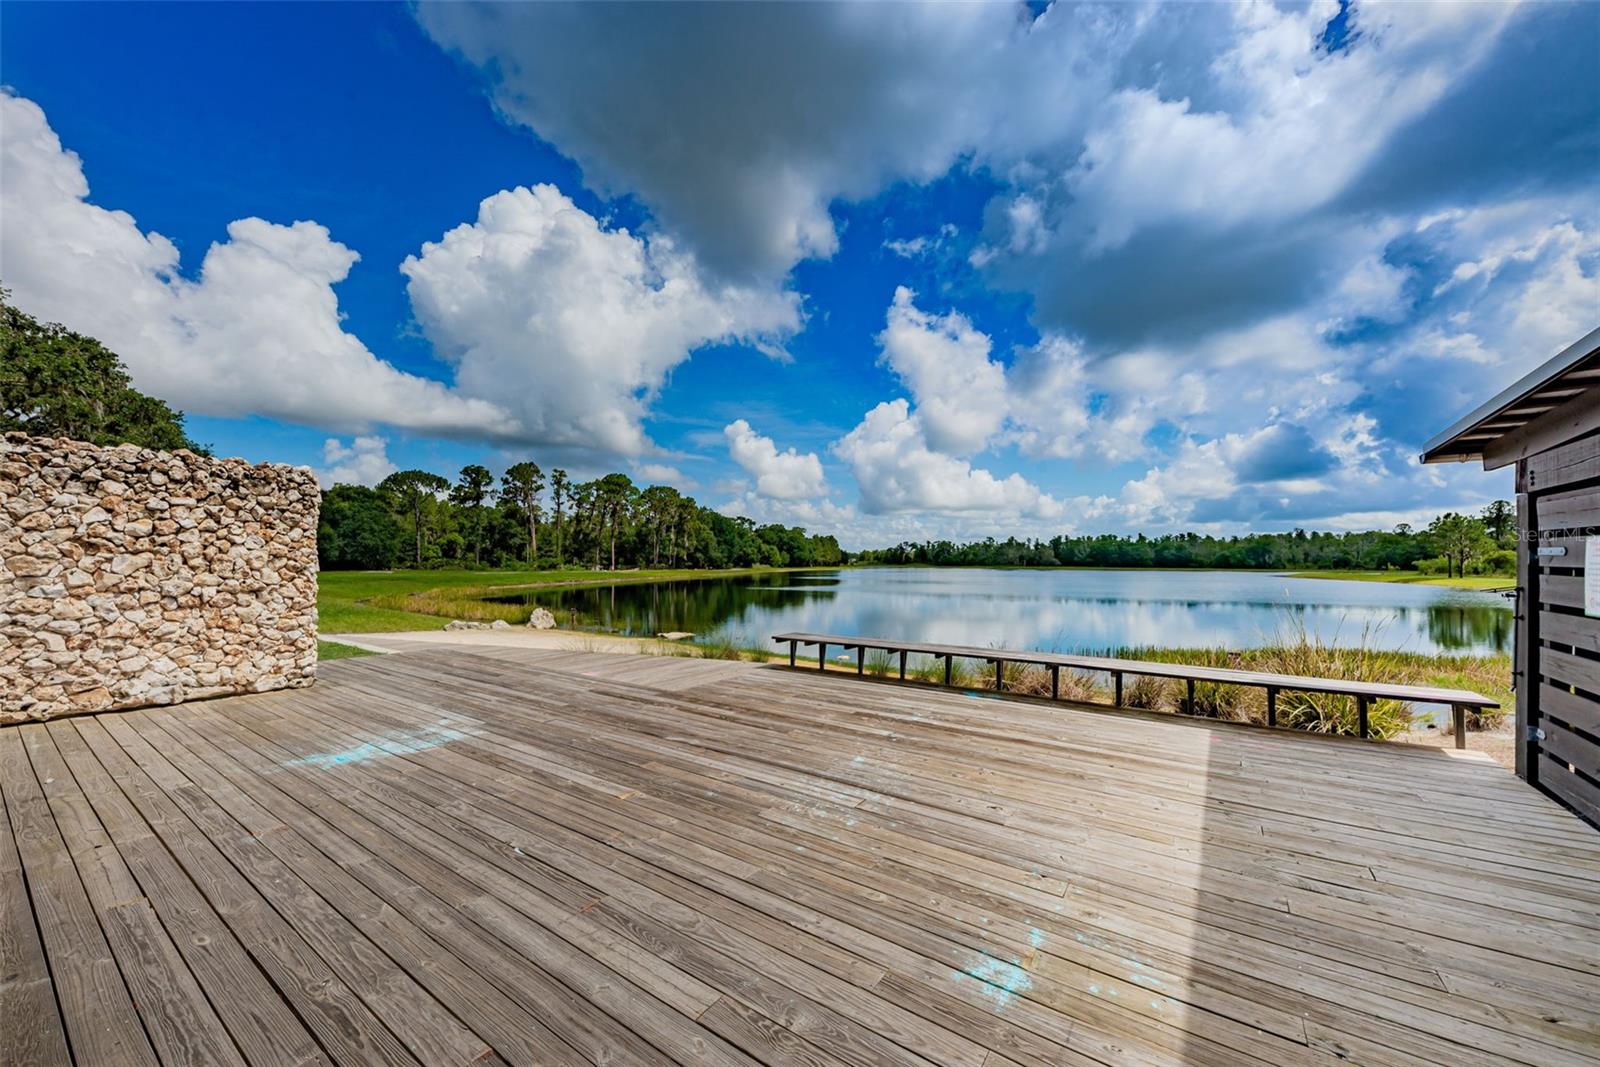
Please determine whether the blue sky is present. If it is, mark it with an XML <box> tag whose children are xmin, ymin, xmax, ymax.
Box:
<box><xmin>3</xmin><ymin>2</ymin><xmax>1596</xmax><ymax>548</ymax></box>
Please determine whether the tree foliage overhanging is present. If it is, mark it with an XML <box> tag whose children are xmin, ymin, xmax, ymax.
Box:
<box><xmin>0</xmin><ymin>290</ymin><xmax>206</xmax><ymax>453</ymax></box>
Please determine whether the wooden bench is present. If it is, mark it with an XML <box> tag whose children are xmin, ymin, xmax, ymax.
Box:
<box><xmin>771</xmin><ymin>631</ymin><xmax>1499</xmax><ymax>748</ymax></box>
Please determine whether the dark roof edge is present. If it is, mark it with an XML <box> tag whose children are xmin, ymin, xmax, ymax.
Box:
<box><xmin>1419</xmin><ymin>324</ymin><xmax>1600</xmax><ymax>464</ymax></box>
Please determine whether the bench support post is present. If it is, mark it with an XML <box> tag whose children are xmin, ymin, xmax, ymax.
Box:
<box><xmin>819</xmin><ymin>643</ymin><xmax>827</xmax><ymax>671</ymax></box>
<box><xmin>1186</xmin><ymin>678</ymin><xmax>1195</xmax><ymax>716</ymax></box>
<box><xmin>898</xmin><ymin>650</ymin><xmax>908</xmax><ymax>680</ymax></box>
<box><xmin>789</xmin><ymin>640</ymin><xmax>796</xmax><ymax>668</ymax></box>
<box><xmin>857</xmin><ymin>646</ymin><xmax>865</xmax><ymax>675</ymax></box>
<box><xmin>1113</xmin><ymin>671</ymin><xmax>1123</xmax><ymax>707</ymax></box>
<box><xmin>1050</xmin><ymin>665</ymin><xmax>1059</xmax><ymax>700</ymax></box>
<box><xmin>1266</xmin><ymin>686</ymin><xmax>1277</xmax><ymax>727</ymax></box>
<box><xmin>1357</xmin><ymin>695</ymin><xmax>1369</xmax><ymax>738</ymax></box>
<box><xmin>995</xmin><ymin>659</ymin><xmax>1005</xmax><ymax>692</ymax></box>
<box><xmin>944</xmin><ymin>655</ymin><xmax>953</xmax><ymax>687</ymax></box>
<box><xmin>1453</xmin><ymin>705</ymin><xmax>1466</xmax><ymax>750</ymax></box>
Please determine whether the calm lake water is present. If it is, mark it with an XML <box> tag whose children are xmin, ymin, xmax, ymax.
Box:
<box><xmin>484</xmin><ymin>567</ymin><xmax>1512</xmax><ymax>656</ymax></box>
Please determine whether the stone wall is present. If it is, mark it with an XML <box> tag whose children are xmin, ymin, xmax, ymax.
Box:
<box><xmin>1</xmin><ymin>433</ymin><xmax>319</xmax><ymax>722</ymax></box>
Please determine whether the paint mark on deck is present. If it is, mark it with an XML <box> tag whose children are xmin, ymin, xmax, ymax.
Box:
<box><xmin>953</xmin><ymin>951</ymin><xmax>1033</xmax><ymax>1010</ymax></box>
<box><xmin>285</xmin><ymin>724</ymin><xmax>468</xmax><ymax>769</ymax></box>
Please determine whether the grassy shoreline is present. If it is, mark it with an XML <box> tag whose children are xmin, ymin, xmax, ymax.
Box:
<box><xmin>318</xmin><ymin>565</ymin><xmax>836</xmax><ymax>633</ymax></box>
<box><xmin>1286</xmin><ymin>569</ymin><xmax>1514</xmax><ymax>591</ymax></box>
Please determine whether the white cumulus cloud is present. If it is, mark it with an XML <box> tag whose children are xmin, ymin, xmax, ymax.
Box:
<box><xmin>0</xmin><ymin>92</ymin><xmax>515</xmax><ymax>439</ymax></box>
<box><xmin>833</xmin><ymin>400</ymin><xmax>1061</xmax><ymax>518</ymax></box>
<box><xmin>878</xmin><ymin>287</ymin><xmax>1009</xmax><ymax>456</ymax></box>
<box><xmin>318</xmin><ymin>436</ymin><xmax>397</xmax><ymax>488</ymax></box>
<box><xmin>401</xmin><ymin>184</ymin><xmax>801</xmax><ymax>457</ymax></box>
<box><xmin>723</xmin><ymin>420</ymin><xmax>826</xmax><ymax>500</ymax></box>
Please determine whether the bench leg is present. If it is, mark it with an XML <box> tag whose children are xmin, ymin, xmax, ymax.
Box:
<box><xmin>944</xmin><ymin>655</ymin><xmax>952</xmax><ymax>687</ymax></box>
<box><xmin>1357</xmin><ymin>695</ymin><xmax>1369</xmax><ymax>739</ymax></box>
<box><xmin>898</xmin><ymin>650</ymin><xmax>907</xmax><ymax>680</ymax></box>
<box><xmin>1266</xmin><ymin>686</ymin><xmax>1277</xmax><ymax>727</ymax></box>
<box><xmin>819</xmin><ymin>643</ymin><xmax>827</xmax><ymax>670</ymax></box>
<box><xmin>995</xmin><ymin>659</ymin><xmax>1005</xmax><ymax>692</ymax></box>
<box><xmin>1050</xmin><ymin>665</ymin><xmax>1059</xmax><ymax>700</ymax></box>
<box><xmin>1113</xmin><ymin>671</ymin><xmax>1123</xmax><ymax>708</ymax></box>
<box><xmin>857</xmin><ymin>646</ymin><xmax>865</xmax><ymax>675</ymax></box>
<box><xmin>1186</xmin><ymin>678</ymin><xmax>1195</xmax><ymax>716</ymax></box>
<box><xmin>1453</xmin><ymin>705</ymin><xmax>1466</xmax><ymax>750</ymax></box>
<box><xmin>788</xmin><ymin>640</ymin><xmax>796</xmax><ymax>668</ymax></box>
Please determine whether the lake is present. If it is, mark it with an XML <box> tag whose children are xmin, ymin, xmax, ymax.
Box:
<box><xmin>483</xmin><ymin>567</ymin><xmax>1513</xmax><ymax>656</ymax></box>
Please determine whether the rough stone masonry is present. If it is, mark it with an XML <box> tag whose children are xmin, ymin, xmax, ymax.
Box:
<box><xmin>0</xmin><ymin>433</ymin><xmax>319</xmax><ymax>722</ymax></box>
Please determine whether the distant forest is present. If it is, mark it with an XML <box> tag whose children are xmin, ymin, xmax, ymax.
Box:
<box><xmin>855</xmin><ymin>503</ymin><xmax>1516</xmax><ymax>577</ymax></box>
<box><xmin>321</xmin><ymin>467</ymin><xmax>844</xmax><ymax>572</ymax></box>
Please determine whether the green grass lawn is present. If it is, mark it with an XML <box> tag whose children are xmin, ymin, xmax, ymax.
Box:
<box><xmin>318</xmin><ymin>566</ymin><xmax>833</xmax><ymax>634</ymax></box>
<box><xmin>1287</xmin><ymin>569</ymin><xmax>1515</xmax><ymax>591</ymax></box>
<box><xmin>317</xmin><ymin>639</ymin><xmax>377</xmax><ymax>661</ymax></box>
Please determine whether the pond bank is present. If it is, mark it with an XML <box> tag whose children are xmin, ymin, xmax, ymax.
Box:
<box><xmin>1287</xmin><ymin>569</ymin><xmax>1514</xmax><ymax>591</ymax></box>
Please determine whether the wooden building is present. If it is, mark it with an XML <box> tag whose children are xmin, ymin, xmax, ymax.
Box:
<box><xmin>1423</xmin><ymin>325</ymin><xmax>1600</xmax><ymax>826</ymax></box>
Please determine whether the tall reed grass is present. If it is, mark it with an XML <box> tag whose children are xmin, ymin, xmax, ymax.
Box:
<box><xmin>1112</xmin><ymin>620</ymin><xmax>1507</xmax><ymax>738</ymax></box>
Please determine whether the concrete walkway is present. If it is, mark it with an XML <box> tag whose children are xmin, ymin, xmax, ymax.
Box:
<box><xmin>324</xmin><ymin>628</ymin><xmax>703</xmax><ymax>658</ymax></box>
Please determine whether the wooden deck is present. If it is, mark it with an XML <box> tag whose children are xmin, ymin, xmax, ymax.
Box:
<box><xmin>4</xmin><ymin>646</ymin><xmax>1598</xmax><ymax>1067</ymax></box>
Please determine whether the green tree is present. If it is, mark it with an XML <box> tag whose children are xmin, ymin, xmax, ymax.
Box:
<box><xmin>501</xmin><ymin>461</ymin><xmax>545</xmax><ymax>565</ymax></box>
<box><xmin>594</xmin><ymin>473</ymin><xmax>636</xmax><ymax>570</ymax></box>
<box><xmin>1426</xmin><ymin>513</ymin><xmax>1494</xmax><ymax>578</ymax></box>
<box><xmin>638</xmin><ymin>484</ymin><xmax>681</xmax><ymax>566</ymax></box>
<box><xmin>378</xmin><ymin>470</ymin><xmax>450</xmax><ymax>568</ymax></box>
<box><xmin>1480</xmin><ymin>500</ymin><xmax>1515</xmax><ymax>548</ymax></box>
<box><xmin>318</xmin><ymin>485</ymin><xmax>402</xmax><ymax>570</ymax></box>
<box><xmin>0</xmin><ymin>291</ymin><xmax>204</xmax><ymax>452</ymax></box>
<box><xmin>451</xmin><ymin>464</ymin><xmax>496</xmax><ymax>565</ymax></box>
<box><xmin>549</xmin><ymin>469</ymin><xmax>570</xmax><ymax>567</ymax></box>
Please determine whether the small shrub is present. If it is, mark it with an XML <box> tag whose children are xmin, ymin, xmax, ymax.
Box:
<box><xmin>866</xmin><ymin>650</ymin><xmax>895</xmax><ymax>677</ymax></box>
<box><xmin>1121</xmin><ymin>673</ymin><xmax>1171</xmax><ymax>710</ymax></box>
<box><xmin>1058</xmin><ymin>669</ymin><xmax>1105</xmax><ymax>703</ymax></box>
<box><xmin>1190</xmin><ymin>680</ymin><xmax>1251</xmax><ymax>721</ymax></box>
<box><xmin>1474</xmin><ymin>549</ymin><xmax>1516</xmax><ymax>576</ymax></box>
<box><xmin>1002</xmin><ymin>663</ymin><xmax>1054</xmax><ymax>697</ymax></box>
<box><xmin>697</xmin><ymin>632</ymin><xmax>745</xmax><ymax>661</ymax></box>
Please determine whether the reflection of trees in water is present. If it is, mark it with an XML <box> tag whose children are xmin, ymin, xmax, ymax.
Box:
<box><xmin>1423</xmin><ymin>604</ymin><xmax>1512</xmax><ymax>652</ymax></box>
<box><xmin>481</xmin><ymin>572</ymin><xmax>1511</xmax><ymax>654</ymax></box>
<box><xmin>488</xmin><ymin>574</ymin><xmax>831</xmax><ymax>636</ymax></box>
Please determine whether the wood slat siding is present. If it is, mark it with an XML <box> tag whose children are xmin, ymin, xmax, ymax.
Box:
<box><xmin>1517</xmin><ymin>491</ymin><xmax>1534</xmax><ymax>780</ymax></box>
<box><xmin>1543</xmin><ymin>720</ymin><xmax>1600</xmax><ymax>781</ymax></box>
<box><xmin>1524</xmin><ymin>431</ymin><xmax>1600</xmax><ymax>492</ymax></box>
<box><xmin>5</xmin><ymin>646</ymin><xmax>1600</xmax><ymax>1067</ymax></box>
<box><xmin>1520</xmin><ymin>429</ymin><xmax>1600</xmax><ymax>830</ymax></box>
<box><xmin>1539</xmin><ymin>682</ymin><xmax>1600</xmax><ymax>737</ymax></box>
<box><xmin>1537</xmin><ymin>611</ymin><xmax>1600</xmax><ymax>654</ymax></box>
<box><xmin>1538</xmin><ymin>486</ymin><xmax>1600</xmax><ymax>532</ymax></box>
<box><xmin>1540</xmin><ymin>755</ymin><xmax>1600</xmax><ymax>826</ymax></box>
<box><xmin>1538</xmin><ymin>647</ymin><xmax>1600</xmax><ymax>699</ymax></box>
<box><xmin>1540</xmin><ymin>574</ymin><xmax>1586</xmax><ymax>610</ymax></box>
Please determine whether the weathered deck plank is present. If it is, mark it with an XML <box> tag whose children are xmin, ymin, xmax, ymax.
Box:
<box><xmin>2</xmin><ymin>645</ymin><xmax>1597</xmax><ymax>1067</ymax></box>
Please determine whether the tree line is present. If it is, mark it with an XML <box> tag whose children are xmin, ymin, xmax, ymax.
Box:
<box><xmin>853</xmin><ymin>503</ymin><xmax>1517</xmax><ymax>576</ymax></box>
<box><xmin>319</xmin><ymin>465</ymin><xmax>845</xmax><ymax>572</ymax></box>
